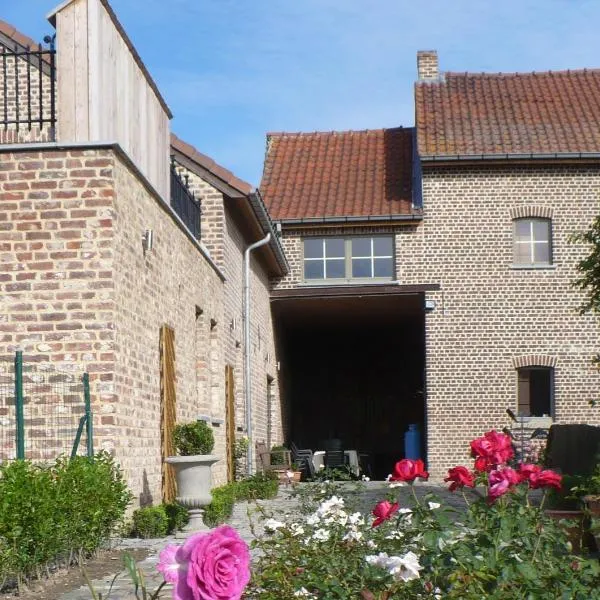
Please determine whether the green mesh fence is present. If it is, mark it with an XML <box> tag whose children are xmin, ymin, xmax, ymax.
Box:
<box><xmin>0</xmin><ymin>352</ymin><xmax>92</xmax><ymax>463</ymax></box>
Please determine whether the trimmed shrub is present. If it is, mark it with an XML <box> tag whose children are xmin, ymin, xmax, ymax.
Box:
<box><xmin>203</xmin><ymin>472</ymin><xmax>279</xmax><ymax>527</ymax></box>
<box><xmin>132</xmin><ymin>505</ymin><xmax>169</xmax><ymax>539</ymax></box>
<box><xmin>165</xmin><ymin>502</ymin><xmax>189</xmax><ymax>534</ymax></box>
<box><xmin>173</xmin><ymin>421</ymin><xmax>214</xmax><ymax>456</ymax></box>
<box><xmin>0</xmin><ymin>452</ymin><xmax>131</xmax><ymax>588</ymax></box>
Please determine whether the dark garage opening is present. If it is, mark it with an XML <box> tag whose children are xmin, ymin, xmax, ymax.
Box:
<box><xmin>273</xmin><ymin>290</ymin><xmax>426</xmax><ymax>479</ymax></box>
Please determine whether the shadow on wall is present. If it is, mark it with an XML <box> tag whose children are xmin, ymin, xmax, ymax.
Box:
<box><xmin>139</xmin><ymin>469</ymin><xmax>153</xmax><ymax>507</ymax></box>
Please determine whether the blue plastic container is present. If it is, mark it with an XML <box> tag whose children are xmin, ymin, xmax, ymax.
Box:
<box><xmin>404</xmin><ymin>423</ymin><xmax>422</xmax><ymax>460</ymax></box>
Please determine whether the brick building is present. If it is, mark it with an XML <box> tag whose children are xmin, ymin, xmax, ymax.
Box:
<box><xmin>2</xmin><ymin>0</ymin><xmax>600</xmax><ymax>489</ymax></box>
<box><xmin>0</xmin><ymin>0</ymin><xmax>286</xmax><ymax>505</ymax></box>
<box><xmin>261</xmin><ymin>52</ymin><xmax>600</xmax><ymax>478</ymax></box>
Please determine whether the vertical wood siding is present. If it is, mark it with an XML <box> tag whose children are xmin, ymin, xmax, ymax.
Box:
<box><xmin>55</xmin><ymin>0</ymin><xmax>170</xmax><ymax>199</ymax></box>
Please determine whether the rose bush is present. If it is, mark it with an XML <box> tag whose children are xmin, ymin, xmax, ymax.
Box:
<box><xmin>115</xmin><ymin>430</ymin><xmax>599</xmax><ymax>599</ymax></box>
<box><xmin>246</xmin><ymin>431</ymin><xmax>600</xmax><ymax>599</ymax></box>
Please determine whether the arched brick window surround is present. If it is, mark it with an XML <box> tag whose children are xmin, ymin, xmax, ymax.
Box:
<box><xmin>509</xmin><ymin>206</ymin><xmax>553</xmax><ymax>220</ymax></box>
<box><xmin>512</xmin><ymin>355</ymin><xmax>558</xmax><ymax>369</ymax></box>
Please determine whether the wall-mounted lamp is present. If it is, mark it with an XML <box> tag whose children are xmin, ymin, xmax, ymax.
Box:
<box><xmin>142</xmin><ymin>229</ymin><xmax>153</xmax><ymax>253</ymax></box>
<box><xmin>424</xmin><ymin>299</ymin><xmax>436</xmax><ymax>311</ymax></box>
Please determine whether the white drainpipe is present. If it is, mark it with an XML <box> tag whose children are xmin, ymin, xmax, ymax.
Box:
<box><xmin>244</xmin><ymin>232</ymin><xmax>271</xmax><ymax>476</ymax></box>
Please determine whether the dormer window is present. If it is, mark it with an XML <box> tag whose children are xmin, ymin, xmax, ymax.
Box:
<box><xmin>303</xmin><ymin>236</ymin><xmax>394</xmax><ymax>282</ymax></box>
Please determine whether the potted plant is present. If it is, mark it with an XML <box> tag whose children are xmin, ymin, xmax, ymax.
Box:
<box><xmin>165</xmin><ymin>421</ymin><xmax>218</xmax><ymax>533</ymax></box>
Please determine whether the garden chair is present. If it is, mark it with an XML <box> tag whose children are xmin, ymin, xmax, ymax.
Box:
<box><xmin>291</xmin><ymin>442</ymin><xmax>316</xmax><ymax>480</ymax></box>
<box><xmin>324</xmin><ymin>449</ymin><xmax>346</xmax><ymax>470</ymax></box>
<box><xmin>256</xmin><ymin>441</ymin><xmax>292</xmax><ymax>472</ymax></box>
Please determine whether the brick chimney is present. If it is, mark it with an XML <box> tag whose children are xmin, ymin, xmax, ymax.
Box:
<box><xmin>417</xmin><ymin>50</ymin><xmax>439</xmax><ymax>81</ymax></box>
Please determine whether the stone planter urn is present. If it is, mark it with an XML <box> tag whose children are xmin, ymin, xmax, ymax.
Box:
<box><xmin>167</xmin><ymin>420</ymin><xmax>218</xmax><ymax>536</ymax></box>
<box><xmin>166</xmin><ymin>454</ymin><xmax>219</xmax><ymax>534</ymax></box>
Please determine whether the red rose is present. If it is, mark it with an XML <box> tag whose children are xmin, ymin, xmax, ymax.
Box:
<box><xmin>445</xmin><ymin>466</ymin><xmax>475</xmax><ymax>492</ymax></box>
<box><xmin>471</xmin><ymin>430</ymin><xmax>514</xmax><ymax>470</ymax></box>
<box><xmin>517</xmin><ymin>463</ymin><xmax>541</xmax><ymax>483</ymax></box>
<box><xmin>528</xmin><ymin>469</ymin><xmax>562</xmax><ymax>491</ymax></box>
<box><xmin>488</xmin><ymin>466</ymin><xmax>520</xmax><ymax>502</ymax></box>
<box><xmin>371</xmin><ymin>500</ymin><xmax>399</xmax><ymax>527</ymax></box>
<box><xmin>390</xmin><ymin>459</ymin><xmax>429</xmax><ymax>483</ymax></box>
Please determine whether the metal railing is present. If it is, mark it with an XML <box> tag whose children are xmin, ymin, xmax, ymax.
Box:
<box><xmin>0</xmin><ymin>39</ymin><xmax>56</xmax><ymax>143</ymax></box>
<box><xmin>170</xmin><ymin>158</ymin><xmax>202</xmax><ymax>240</ymax></box>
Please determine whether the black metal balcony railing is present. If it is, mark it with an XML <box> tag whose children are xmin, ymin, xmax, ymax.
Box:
<box><xmin>170</xmin><ymin>159</ymin><xmax>202</xmax><ymax>240</ymax></box>
<box><xmin>1</xmin><ymin>40</ymin><xmax>56</xmax><ymax>141</ymax></box>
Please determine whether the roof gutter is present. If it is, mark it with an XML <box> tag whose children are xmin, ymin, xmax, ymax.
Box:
<box><xmin>420</xmin><ymin>152</ymin><xmax>600</xmax><ymax>163</ymax></box>
<box><xmin>278</xmin><ymin>213</ymin><xmax>423</xmax><ymax>226</ymax></box>
<box><xmin>248</xmin><ymin>190</ymin><xmax>289</xmax><ymax>275</ymax></box>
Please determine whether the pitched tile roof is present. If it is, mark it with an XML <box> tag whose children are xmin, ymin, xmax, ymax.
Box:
<box><xmin>171</xmin><ymin>133</ymin><xmax>253</xmax><ymax>196</ymax></box>
<box><xmin>0</xmin><ymin>18</ymin><xmax>40</xmax><ymax>49</ymax></box>
<box><xmin>260</xmin><ymin>127</ymin><xmax>415</xmax><ymax>221</ymax></box>
<box><xmin>416</xmin><ymin>69</ymin><xmax>600</xmax><ymax>157</ymax></box>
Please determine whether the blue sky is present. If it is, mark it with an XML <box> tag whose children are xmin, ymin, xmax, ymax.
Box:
<box><xmin>3</xmin><ymin>1</ymin><xmax>599</xmax><ymax>186</ymax></box>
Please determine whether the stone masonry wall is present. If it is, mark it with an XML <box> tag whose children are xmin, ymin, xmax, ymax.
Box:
<box><xmin>0</xmin><ymin>147</ymin><xmax>117</xmax><ymax>458</ymax></box>
<box><xmin>0</xmin><ymin>43</ymin><xmax>55</xmax><ymax>144</ymax></box>
<box><xmin>111</xmin><ymin>157</ymin><xmax>225</xmax><ymax>501</ymax></box>
<box><xmin>411</xmin><ymin>164</ymin><xmax>600</xmax><ymax>477</ymax></box>
<box><xmin>171</xmin><ymin>164</ymin><xmax>282</xmax><ymax>478</ymax></box>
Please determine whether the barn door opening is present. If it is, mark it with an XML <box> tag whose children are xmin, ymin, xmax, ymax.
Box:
<box><xmin>225</xmin><ymin>364</ymin><xmax>236</xmax><ymax>482</ymax></box>
<box><xmin>160</xmin><ymin>325</ymin><xmax>177</xmax><ymax>503</ymax></box>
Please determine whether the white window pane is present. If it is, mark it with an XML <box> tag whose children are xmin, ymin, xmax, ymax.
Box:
<box><xmin>373</xmin><ymin>237</ymin><xmax>393</xmax><ymax>257</ymax></box>
<box><xmin>514</xmin><ymin>220</ymin><xmax>531</xmax><ymax>241</ymax></box>
<box><xmin>304</xmin><ymin>261</ymin><xmax>324</xmax><ymax>279</ymax></box>
<box><xmin>514</xmin><ymin>242</ymin><xmax>531</xmax><ymax>264</ymax></box>
<box><xmin>532</xmin><ymin>220</ymin><xmax>550</xmax><ymax>242</ymax></box>
<box><xmin>304</xmin><ymin>238</ymin><xmax>323</xmax><ymax>259</ymax></box>
<box><xmin>325</xmin><ymin>239</ymin><xmax>345</xmax><ymax>258</ymax></box>
<box><xmin>325</xmin><ymin>258</ymin><xmax>345</xmax><ymax>278</ymax></box>
<box><xmin>351</xmin><ymin>238</ymin><xmax>371</xmax><ymax>257</ymax></box>
<box><xmin>374</xmin><ymin>257</ymin><xmax>393</xmax><ymax>278</ymax></box>
<box><xmin>534</xmin><ymin>242</ymin><xmax>551</xmax><ymax>264</ymax></box>
<box><xmin>352</xmin><ymin>258</ymin><xmax>371</xmax><ymax>278</ymax></box>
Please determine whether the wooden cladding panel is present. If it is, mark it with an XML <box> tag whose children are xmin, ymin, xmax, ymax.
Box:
<box><xmin>55</xmin><ymin>0</ymin><xmax>170</xmax><ymax>199</ymax></box>
<box><xmin>160</xmin><ymin>325</ymin><xmax>177</xmax><ymax>503</ymax></box>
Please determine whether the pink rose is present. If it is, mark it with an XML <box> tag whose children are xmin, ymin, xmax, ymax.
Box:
<box><xmin>488</xmin><ymin>466</ymin><xmax>520</xmax><ymax>502</ymax></box>
<box><xmin>157</xmin><ymin>526</ymin><xmax>250</xmax><ymax>600</ymax></box>
<box><xmin>371</xmin><ymin>500</ymin><xmax>399</xmax><ymax>527</ymax></box>
<box><xmin>444</xmin><ymin>466</ymin><xmax>475</xmax><ymax>492</ymax></box>
<box><xmin>390</xmin><ymin>459</ymin><xmax>429</xmax><ymax>483</ymax></box>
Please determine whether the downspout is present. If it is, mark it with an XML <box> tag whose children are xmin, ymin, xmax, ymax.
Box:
<box><xmin>244</xmin><ymin>232</ymin><xmax>271</xmax><ymax>476</ymax></box>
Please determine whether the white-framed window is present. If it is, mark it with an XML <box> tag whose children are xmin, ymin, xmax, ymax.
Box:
<box><xmin>513</xmin><ymin>218</ymin><xmax>552</xmax><ymax>266</ymax></box>
<box><xmin>303</xmin><ymin>236</ymin><xmax>394</xmax><ymax>282</ymax></box>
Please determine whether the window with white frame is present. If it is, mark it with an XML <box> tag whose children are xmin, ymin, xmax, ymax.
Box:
<box><xmin>303</xmin><ymin>236</ymin><xmax>394</xmax><ymax>282</ymax></box>
<box><xmin>513</xmin><ymin>218</ymin><xmax>552</xmax><ymax>266</ymax></box>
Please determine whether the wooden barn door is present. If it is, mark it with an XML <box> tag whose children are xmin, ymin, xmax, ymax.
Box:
<box><xmin>160</xmin><ymin>325</ymin><xmax>177</xmax><ymax>503</ymax></box>
<box><xmin>225</xmin><ymin>365</ymin><xmax>236</xmax><ymax>482</ymax></box>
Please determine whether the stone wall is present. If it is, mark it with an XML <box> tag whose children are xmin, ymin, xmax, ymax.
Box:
<box><xmin>412</xmin><ymin>164</ymin><xmax>600</xmax><ymax>477</ymax></box>
<box><xmin>0</xmin><ymin>147</ymin><xmax>117</xmax><ymax>459</ymax></box>
<box><xmin>111</xmin><ymin>156</ymin><xmax>225</xmax><ymax>501</ymax></box>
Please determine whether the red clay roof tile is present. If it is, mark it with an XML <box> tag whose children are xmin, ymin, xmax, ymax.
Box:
<box><xmin>415</xmin><ymin>69</ymin><xmax>600</xmax><ymax>156</ymax></box>
<box><xmin>170</xmin><ymin>133</ymin><xmax>253</xmax><ymax>196</ymax></box>
<box><xmin>260</xmin><ymin>127</ymin><xmax>414</xmax><ymax>220</ymax></box>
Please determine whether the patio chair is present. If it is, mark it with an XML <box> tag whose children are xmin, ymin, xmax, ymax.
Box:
<box><xmin>324</xmin><ymin>449</ymin><xmax>347</xmax><ymax>470</ymax></box>
<box><xmin>256</xmin><ymin>441</ymin><xmax>292</xmax><ymax>472</ymax></box>
<box><xmin>291</xmin><ymin>442</ymin><xmax>316</xmax><ymax>480</ymax></box>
